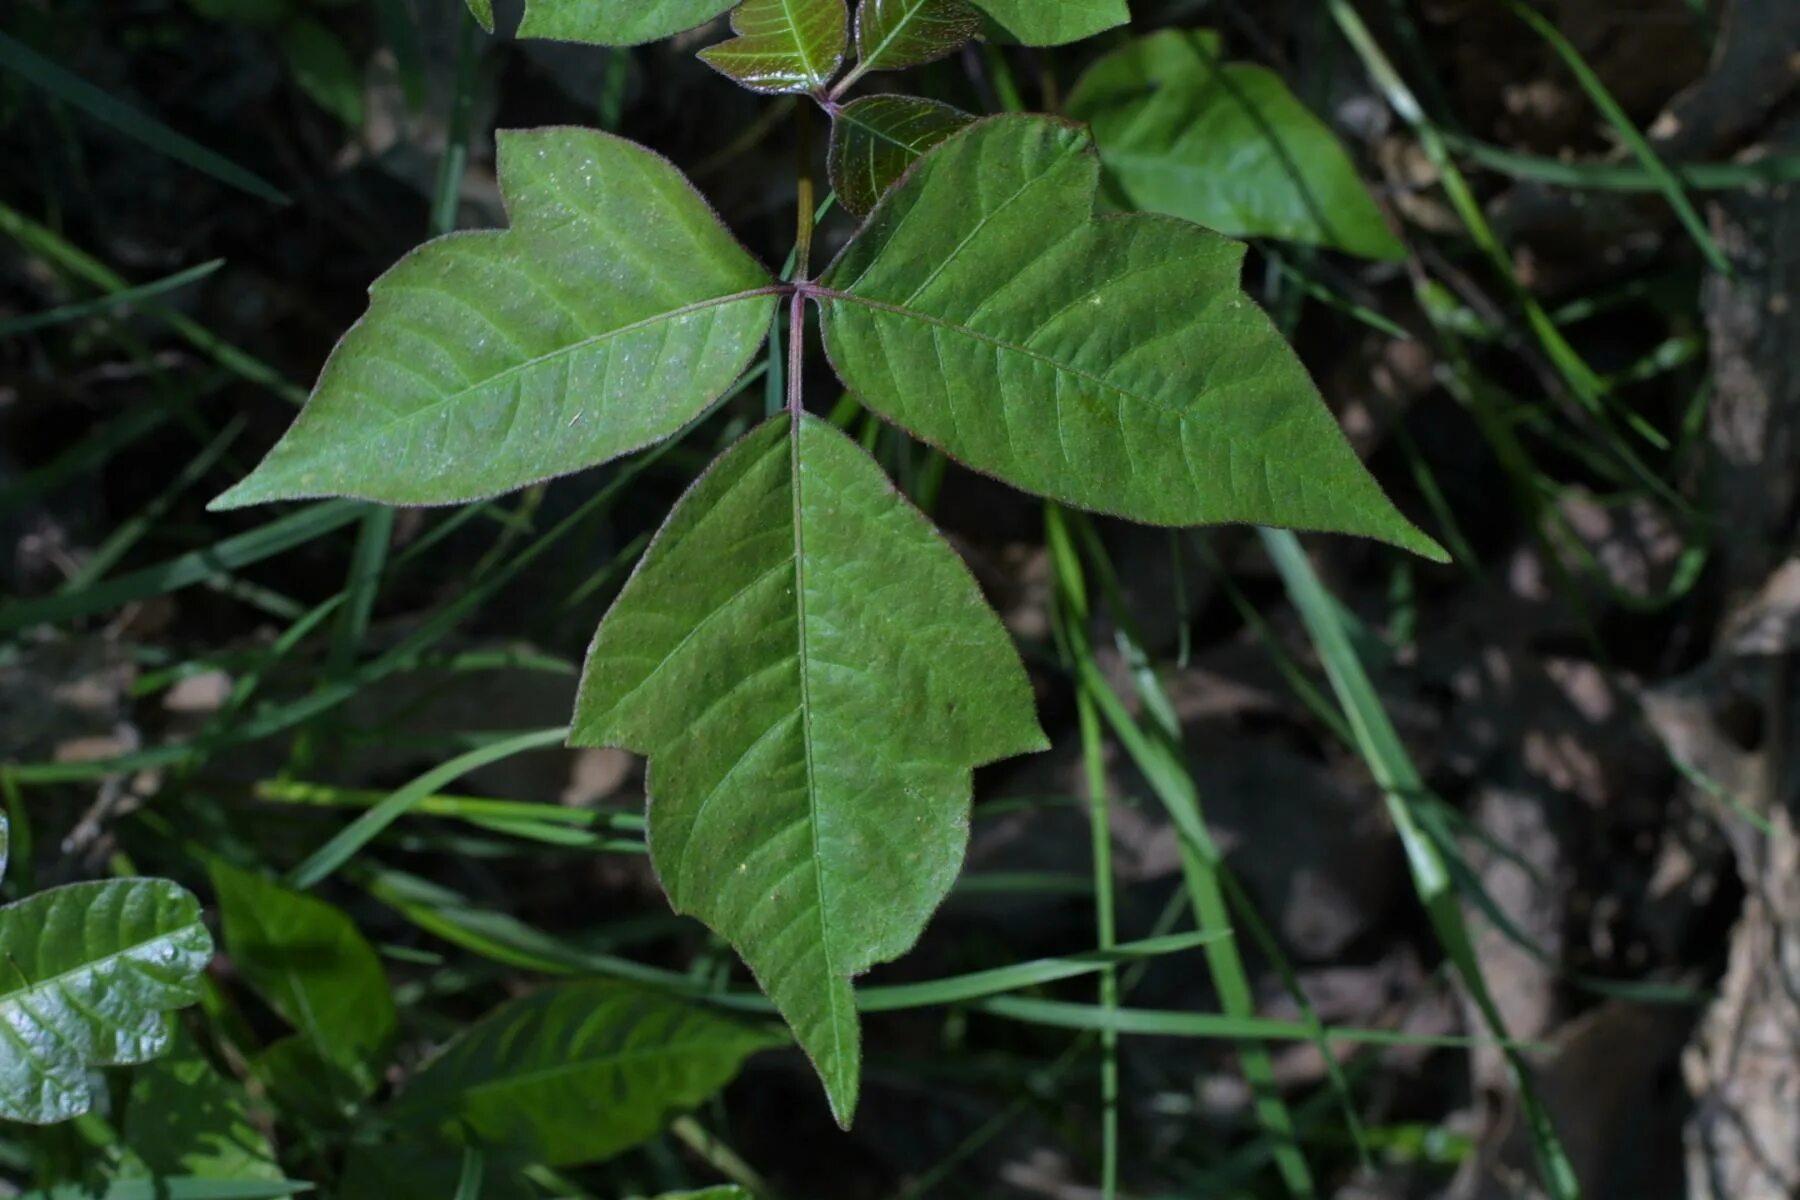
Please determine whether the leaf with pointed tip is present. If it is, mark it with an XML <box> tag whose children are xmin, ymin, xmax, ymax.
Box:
<box><xmin>828</xmin><ymin>95</ymin><xmax>974</xmax><ymax>216</ymax></box>
<box><xmin>517</xmin><ymin>0</ymin><xmax>737</xmax><ymax>46</ymax></box>
<box><xmin>211</xmin><ymin>128</ymin><xmax>776</xmax><ymax>510</ymax></box>
<box><xmin>968</xmin><ymin>0</ymin><xmax>1127</xmax><ymax>45</ymax></box>
<box><xmin>816</xmin><ymin>116</ymin><xmax>1445</xmax><ymax>560</ymax></box>
<box><xmin>853</xmin><ymin>0</ymin><xmax>980</xmax><ymax>71</ymax></box>
<box><xmin>209</xmin><ymin>861</ymin><xmax>395</xmax><ymax>1093</ymax></box>
<box><xmin>574</xmin><ymin>414</ymin><xmax>1046</xmax><ymax>1125</ymax></box>
<box><xmin>464</xmin><ymin>0</ymin><xmax>494</xmax><ymax>33</ymax></box>
<box><xmin>699</xmin><ymin>0</ymin><xmax>848</xmax><ymax>93</ymax></box>
<box><xmin>387</xmin><ymin>982</ymin><xmax>776</xmax><ymax>1165</ymax></box>
<box><xmin>0</xmin><ymin>879</ymin><xmax>212</xmax><ymax>1124</ymax></box>
<box><xmin>1067</xmin><ymin>30</ymin><xmax>1405</xmax><ymax>260</ymax></box>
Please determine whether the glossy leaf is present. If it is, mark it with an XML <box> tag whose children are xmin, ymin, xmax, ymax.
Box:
<box><xmin>122</xmin><ymin>1024</ymin><xmax>282</xmax><ymax>1181</ymax></box>
<box><xmin>387</xmin><ymin>982</ymin><xmax>775</xmax><ymax>1165</ymax></box>
<box><xmin>968</xmin><ymin>0</ymin><xmax>1127</xmax><ymax>45</ymax></box>
<box><xmin>816</xmin><ymin>116</ymin><xmax>1444</xmax><ymax>560</ymax></box>
<box><xmin>700</xmin><ymin>0</ymin><xmax>848</xmax><ymax>94</ymax></box>
<box><xmin>574</xmin><ymin>415</ymin><xmax>1046</xmax><ymax>1125</ymax></box>
<box><xmin>517</xmin><ymin>0</ymin><xmax>738</xmax><ymax>46</ymax></box>
<box><xmin>828</xmin><ymin>95</ymin><xmax>974</xmax><ymax>215</ymax></box>
<box><xmin>212</xmin><ymin>128</ymin><xmax>776</xmax><ymax>509</ymax></box>
<box><xmin>853</xmin><ymin>0</ymin><xmax>980</xmax><ymax>71</ymax></box>
<box><xmin>209</xmin><ymin>861</ymin><xmax>396</xmax><ymax>1092</ymax></box>
<box><xmin>0</xmin><ymin>879</ymin><xmax>213</xmax><ymax>1124</ymax></box>
<box><xmin>1067</xmin><ymin>30</ymin><xmax>1405</xmax><ymax>260</ymax></box>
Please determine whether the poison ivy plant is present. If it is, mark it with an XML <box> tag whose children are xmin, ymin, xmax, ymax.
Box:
<box><xmin>574</xmin><ymin>414</ymin><xmax>1045</xmax><ymax>1124</ymax></box>
<box><xmin>700</xmin><ymin>0</ymin><xmax>848</xmax><ymax>93</ymax></box>
<box><xmin>1066</xmin><ymin>29</ymin><xmax>1405</xmax><ymax>259</ymax></box>
<box><xmin>0</xmin><ymin>879</ymin><xmax>213</xmax><ymax>1123</ymax></box>
<box><xmin>210</xmin><ymin>128</ymin><xmax>777</xmax><ymax>508</ymax></box>
<box><xmin>818</xmin><ymin>116</ymin><xmax>1440</xmax><ymax>555</ymax></box>
<box><xmin>209</xmin><ymin>861</ymin><xmax>396</xmax><ymax>1099</ymax></box>
<box><xmin>383</xmin><ymin>982</ymin><xmax>775</xmax><ymax>1163</ymax></box>
<box><xmin>828</xmin><ymin>94</ymin><xmax>973</xmax><ymax>215</ymax></box>
<box><xmin>513</xmin><ymin>0</ymin><xmax>739</xmax><ymax>46</ymax></box>
<box><xmin>222</xmin><ymin>1</ymin><xmax>1441</xmax><ymax>1133</ymax></box>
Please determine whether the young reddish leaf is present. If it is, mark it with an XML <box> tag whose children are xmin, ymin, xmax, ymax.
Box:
<box><xmin>828</xmin><ymin>95</ymin><xmax>974</xmax><ymax>216</ymax></box>
<box><xmin>699</xmin><ymin>0</ymin><xmax>849</xmax><ymax>94</ymax></box>
<box><xmin>517</xmin><ymin>0</ymin><xmax>738</xmax><ymax>46</ymax></box>
<box><xmin>1068</xmin><ymin>30</ymin><xmax>1406</xmax><ymax>260</ymax></box>
<box><xmin>815</xmin><ymin>116</ymin><xmax>1445</xmax><ymax>560</ymax></box>
<box><xmin>211</xmin><ymin>128</ymin><xmax>776</xmax><ymax>509</ymax></box>
<box><xmin>968</xmin><ymin>0</ymin><xmax>1127</xmax><ymax>45</ymax></box>
<box><xmin>853</xmin><ymin>0</ymin><xmax>980</xmax><ymax>72</ymax></box>
<box><xmin>574</xmin><ymin>414</ymin><xmax>1046</xmax><ymax>1126</ymax></box>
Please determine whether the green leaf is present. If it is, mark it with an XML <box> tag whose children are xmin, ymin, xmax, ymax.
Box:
<box><xmin>21</xmin><ymin>1183</ymin><xmax>310</xmax><ymax>1200</ymax></box>
<box><xmin>211</xmin><ymin>128</ymin><xmax>776</xmax><ymax>509</ymax></box>
<box><xmin>283</xmin><ymin>17</ymin><xmax>364</xmax><ymax>128</ymax></box>
<box><xmin>827</xmin><ymin>95</ymin><xmax>974</xmax><ymax>216</ymax></box>
<box><xmin>0</xmin><ymin>812</ymin><xmax>9</xmax><ymax>887</ymax></box>
<box><xmin>341</xmin><ymin>1138</ymin><xmax>534</xmax><ymax>1200</ymax></box>
<box><xmin>654</xmin><ymin>1191</ymin><xmax>750</xmax><ymax>1199</ymax></box>
<box><xmin>815</xmin><ymin>116</ymin><xmax>1444</xmax><ymax>560</ymax></box>
<box><xmin>0</xmin><ymin>879</ymin><xmax>213</xmax><ymax>1124</ymax></box>
<box><xmin>853</xmin><ymin>0</ymin><xmax>980</xmax><ymax>71</ymax></box>
<box><xmin>464</xmin><ymin>0</ymin><xmax>494</xmax><ymax>33</ymax></box>
<box><xmin>184</xmin><ymin>0</ymin><xmax>291</xmax><ymax>25</ymax></box>
<box><xmin>967</xmin><ymin>0</ymin><xmax>1126</xmax><ymax>44</ymax></box>
<box><xmin>387</xmin><ymin>982</ymin><xmax>775</xmax><ymax>1165</ymax></box>
<box><xmin>517</xmin><ymin>0</ymin><xmax>739</xmax><ymax>46</ymax></box>
<box><xmin>208</xmin><ymin>861</ymin><xmax>396</xmax><ymax>1092</ymax></box>
<box><xmin>1067</xmin><ymin>30</ymin><xmax>1406</xmax><ymax>260</ymax></box>
<box><xmin>121</xmin><ymin>1023</ymin><xmax>282</xmax><ymax>1181</ymax></box>
<box><xmin>574</xmin><ymin>414</ymin><xmax>1046</xmax><ymax>1125</ymax></box>
<box><xmin>699</xmin><ymin>0</ymin><xmax>848</xmax><ymax>94</ymax></box>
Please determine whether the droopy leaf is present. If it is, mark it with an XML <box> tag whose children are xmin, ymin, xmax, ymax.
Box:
<box><xmin>1067</xmin><ymin>30</ymin><xmax>1405</xmax><ymax>260</ymax></box>
<box><xmin>700</xmin><ymin>0</ymin><xmax>848</xmax><ymax>93</ymax></box>
<box><xmin>574</xmin><ymin>415</ymin><xmax>1046</xmax><ymax>1125</ymax></box>
<box><xmin>122</xmin><ymin>1024</ymin><xmax>282</xmax><ymax>1181</ymax></box>
<box><xmin>968</xmin><ymin>0</ymin><xmax>1126</xmax><ymax>44</ymax></box>
<box><xmin>387</xmin><ymin>982</ymin><xmax>775</xmax><ymax>1165</ymax></box>
<box><xmin>854</xmin><ymin>0</ymin><xmax>980</xmax><ymax>71</ymax></box>
<box><xmin>212</xmin><ymin>128</ymin><xmax>775</xmax><ymax>509</ymax></box>
<box><xmin>209</xmin><ymin>861</ymin><xmax>396</xmax><ymax>1093</ymax></box>
<box><xmin>517</xmin><ymin>0</ymin><xmax>737</xmax><ymax>46</ymax></box>
<box><xmin>0</xmin><ymin>879</ymin><xmax>212</xmax><ymax>1124</ymax></box>
<box><xmin>816</xmin><ymin>116</ymin><xmax>1444</xmax><ymax>560</ymax></box>
<box><xmin>828</xmin><ymin>95</ymin><xmax>974</xmax><ymax>216</ymax></box>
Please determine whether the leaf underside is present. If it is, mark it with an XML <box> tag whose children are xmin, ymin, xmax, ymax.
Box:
<box><xmin>574</xmin><ymin>414</ymin><xmax>1046</xmax><ymax>1125</ymax></box>
<box><xmin>0</xmin><ymin>880</ymin><xmax>212</xmax><ymax>1124</ymax></box>
<box><xmin>700</xmin><ymin>0</ymin><xmax>849</xmax><ymax>93</ymax></box>
<box><xmin>1067</xmin><ymin>30</ymin><xmax>1406</xmax><ymax>260</ymax></box>
<box><xmin>817</xmin><ymin>115</ymin><xmax>1445</xmax><ymax>560</ymax></box>
<box><xmin>212</xmin><ymin>127</ymin><xmax>774</xmax><ymax>509</ymax></box>
<box><xmin>828</xmin><ymin>95</ymin><xmax>975</xmax><ymax>216</ymax></box>
<box><xmin>968</xmin><ymin>0</ymin><xmax>1128</xmax><ymax>45</ymax></box>
<box><xmin>517</xmin><ymin>0</ymin><xmax>739</xmax><ymax>46</ymax></box>
<box><xmin>389</xmin><ymin>981</ymin><xmax>775</xmax><ymax>1165</ymax></box>
<box><xmin>854</xmin><ymin>0</ymin><xmax>981</xmax><ymax>71</ymax></box>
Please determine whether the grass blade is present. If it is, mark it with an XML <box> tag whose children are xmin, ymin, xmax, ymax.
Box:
<box><xmin>0</xmin><ymin>258</ymin><xmax>224</xmax><ymax>336</ymax></box>
<box><xmin>0</xmin><ymin>32</ymin><xmax>287</xmax><ymax>203</ymax></box>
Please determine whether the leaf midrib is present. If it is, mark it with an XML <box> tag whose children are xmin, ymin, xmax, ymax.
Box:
<box><xmin>0</xmin><ymin>908</ymin><xmax>202</xmax><ymax>1010</ymax></box>
<box><xmin>358</xmin><ymin>287</ymin><xmax>781</xmax><ymax>436</ymax></box>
